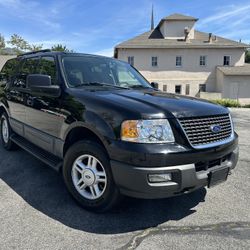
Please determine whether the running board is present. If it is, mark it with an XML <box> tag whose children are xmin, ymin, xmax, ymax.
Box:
<box><xmin>10</xmin><ymin>134</ymin><xmax>63</xmax><ymax>171</ymax></box>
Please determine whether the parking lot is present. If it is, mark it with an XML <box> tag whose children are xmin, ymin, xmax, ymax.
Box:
<box><xmin>0</xmin><ymin>108</ymin><xmax>249</xmax><ymax>250</ymax></box>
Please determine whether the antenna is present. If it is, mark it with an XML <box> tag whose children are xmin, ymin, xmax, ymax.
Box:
<box><xmin>151</xmin><ymin>4</ymin><xmax>154</xmax><ymax>30</ymax></box>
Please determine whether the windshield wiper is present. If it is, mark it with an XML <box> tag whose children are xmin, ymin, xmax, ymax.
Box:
<box><xmin>129</xmin><ymin>85</ymin><xmax>153</xmax><ymax>89</ymax></box>
<box><xmin>74</xmin><ymin>82</ymin><xmax>129</xmax><ymax>89</ymax></box>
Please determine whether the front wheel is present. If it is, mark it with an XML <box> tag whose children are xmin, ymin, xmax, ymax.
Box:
<box><xmin>63</xmin><ymin>140</ymin><xmax>121</xmax><ymax>212</ymax></box>
<box><xmin>0</xmin><ymin>112</ymin><xmax>16</xmax><ymax>150</ymax></box>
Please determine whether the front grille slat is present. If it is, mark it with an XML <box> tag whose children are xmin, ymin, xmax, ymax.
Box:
<box><xmin>178</xmin><ymin>114</ymin><xmax>233</xmax><ymax>147</ymax></box>
<box><xmin>186</xmin><ymin>127</ymin><xmax>231</xmax><ymax>136</ymax></box>
<box><xmin>184</xmin><ymin>125</ymin><xmax>231</xmax><ymax>133</ymax></box>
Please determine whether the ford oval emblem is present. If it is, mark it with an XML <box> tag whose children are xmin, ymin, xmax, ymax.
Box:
<box><xmin>210</xmin><ymin>125</ymin><xmax>222</xmax><ymax>133</ymax></box>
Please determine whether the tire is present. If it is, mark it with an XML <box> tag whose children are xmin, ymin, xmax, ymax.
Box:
<box><xmin>63</xmin><ymin>140</ymin><xmax>121</xmax><ymax>212</ymax></box>
<box><xmin>0</xmin><ymin>112</ymin><xmax>16</xmax><ymax>150</ymax></box>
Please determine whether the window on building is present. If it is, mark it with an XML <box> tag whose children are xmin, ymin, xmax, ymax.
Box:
<box><xmin>175</xmin><ymin>85</ymin><xmax>182</xmax><ymax>94</ymax></box>
<box><xmin>163</xmin><ymin>84</ymin><xmax>167</xmax><ymax>92</ymax></box>
<box><xmin>223</xmin><ymin>56</ymin><xmax>230</xmax><ymax>66</ymax></box>
<box><xmin>185</xmin><ymin>84</ymin><xmax>190</xmax><ymax>95</ymax></box>
<box><xmin>200</xmin><ymin>56</ymin><xmax>207</xmax><ymax>66</ymax></box>
<box><xmin>176</xmin><ymin>56</ymin><xmax>182</xmax><ymax>67</ymax></box>
<box><xmin>199</xmin><ymin>84</ymin><xmax>206</xmax><ymax>92</ymax></box>
<box><xmin>128</xmin><ymin>56</ymin><xmax>134</xmax><ymax>66</ymax></box>
<box><xmin>152</xmin><ymin>57</ymin><xmax>158</xmax><ymax>67</ymax></box>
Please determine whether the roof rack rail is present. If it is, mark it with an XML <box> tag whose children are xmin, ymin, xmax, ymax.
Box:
<box><xmin>18</xmin><ymin>49</ymin><xmax>51</xmax><ymax>57</ymax></box>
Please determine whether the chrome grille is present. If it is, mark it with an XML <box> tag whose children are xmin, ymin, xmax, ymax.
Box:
<box><xmin>178</xmin><ymin>114</ymin><xmax>233</xmax><ymax>148</ymax></box>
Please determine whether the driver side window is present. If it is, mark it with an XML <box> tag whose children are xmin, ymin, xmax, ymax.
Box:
<box><xmin>14</xmin><ymin>57</ymin><xmax>39</xmax><ymax>88</ymax></box>
<box><xmin>37</xmin><ymin>57</ymin><xmax>57</xmax><ymax>85</ymax></box>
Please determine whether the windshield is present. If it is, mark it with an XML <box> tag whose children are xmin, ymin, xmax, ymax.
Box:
<box><xmin>62</xmin><ymin>55</ymin><xmax>152</xmax><ymax>89</ymax></box>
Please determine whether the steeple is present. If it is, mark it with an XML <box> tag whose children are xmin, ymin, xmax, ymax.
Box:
<box><xmin>151</xmin><ymin>5</ymin><xmax>154</xmax><ymax>30</ymax></box>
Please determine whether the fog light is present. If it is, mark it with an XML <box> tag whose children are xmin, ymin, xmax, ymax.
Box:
<box><xmin>148</xmin><ymin>173</ymin><xmax>172</xmax><ymax>183</ymax></box>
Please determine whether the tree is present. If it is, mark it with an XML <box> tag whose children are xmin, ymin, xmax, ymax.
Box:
<box><xmin>51</xmin><ymin>44</ymin><xmax>73</xmax><ymax>52</ymax></box>
<box><xmin>29</xmin><ymin>44</ymin><xmax>43</xmax><ymax>51</ymax></box>
<box><xmin>7</xmin><ymin>34</ymin><xmax>44</xmax><ymax>54</ymax></box>
<box><xmin>7</xmin><ymin>34</ymin><xmax>30</xmax><ymax>53</ymax></box>
<box><xmin>245</xmin><ymin>50</ymin><xmax>250</xmax><ymax>64</ymax></box>
<box><xmin>0</xmin><ymin>34</ymin><xmax>5</xmax><ymax>49</ymax></box>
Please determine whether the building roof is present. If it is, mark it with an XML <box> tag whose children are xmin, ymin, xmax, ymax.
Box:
<box><xmin>115</xmin><ymin>29</ymin><xmax>249</xmax><ymax>49</ymax></box>
<box><xmin>217</xmin><ymin>65</ymin><xmax>250</xmax><ymax>76</ymax></box>
<box><xmin>163</xmin><ymin>13</ymin><xmax>198</xmax><ymax>21</ymax></box>
<box><xmin>0</xmin><ymin>55</ymin><xmax>16</xmax><ymax>71</ymax></box>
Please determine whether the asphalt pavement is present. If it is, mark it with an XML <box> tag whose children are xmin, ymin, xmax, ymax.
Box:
<box><xmin>0</xmin><ymin>108</ymin><xmax>249</xmax><ymax>250</ymax></box>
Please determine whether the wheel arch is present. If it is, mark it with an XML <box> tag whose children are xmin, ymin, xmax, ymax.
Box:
<box><xmin>0</xmin><ymin>104</ymin><xmax>8</xmax><ymax>117</ymax></box>
<box><xmin>0</xmin><ymin>106</ymin><xmax>4</xmax><ymax>116</ymax></box>
<box><xmin>63</xmin><ymin>125</ymin><xmax>110</xmax><ymax>157</ymax></box>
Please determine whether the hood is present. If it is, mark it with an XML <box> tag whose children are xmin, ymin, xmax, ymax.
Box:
<box><xmin>96</xmin><ymin>89</ymin><xmax>228</xmax><ymax>119</ymax></box>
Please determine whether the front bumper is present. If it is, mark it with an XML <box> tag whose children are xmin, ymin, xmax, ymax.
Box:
<box><xmin>110</xmin><ymin>137</ymin><xmax>239</xmax><ymax>199</ymax></box>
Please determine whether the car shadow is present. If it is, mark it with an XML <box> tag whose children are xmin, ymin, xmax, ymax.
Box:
<box><xmin>0</xmin><ymin>148</ymin><xmax>207</xmax><ymax>234</ymax></box>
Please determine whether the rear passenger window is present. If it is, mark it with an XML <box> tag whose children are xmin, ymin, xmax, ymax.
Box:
<box><xmin>0</xmin><ymin>58</ymin><xmax>19</xmax><ymax>85</ymax></box>
<box><xmin>14</xmin><ymin>57</ymin><xmax>39</xmax><ymax>88</ymax></box>
<box><xmin>37</xmin><ymin>57</ymin><xmax>57</xmax><ymax>85</ymax></box>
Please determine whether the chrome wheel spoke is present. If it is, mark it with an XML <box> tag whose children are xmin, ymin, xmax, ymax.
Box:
<box><xmin>96</xmin><ymin>171</ymin><xmax>105</xmax><ymax>177</ymax></box>
<box><xmin>77</xmin><ymin>178</ymin><xmax>84</xmax><ymax>186</ymax></box>
<box><xmin>87</xmin><ymin>156</ymin><xmax>97</xmax><ymax>169</ymax></box>
<box><xmin>79</xmin><ymin>182</ymin><xmax>87</xmax><ymax>190</ymax></box>
<box><xmin>96</xmin><ymin>172</ymin><xmax>106</xmax><ymax>183</ymax></box>
<box><xmin>93</xmin><ymin>184</ymin><xmax>101</xmax><ymax>196</ymax></box>
<box><xmin>89</xmin><ymin>186</ymin><xmax>97</xmax><ymax>198</ymax></box>
<box><xmin>75</xmin><ymin>161</ymin><xmax>86</xmax><ymax>173</ymax></box>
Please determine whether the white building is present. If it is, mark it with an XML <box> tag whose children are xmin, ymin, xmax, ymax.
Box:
<box><xmin>115</xmin><ymin>14</ymin><xmax>250</xmax><ymax>104</ymax></box>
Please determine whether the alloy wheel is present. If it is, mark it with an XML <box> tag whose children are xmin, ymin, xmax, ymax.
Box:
<box><xmin>1</xmin><ymin>117</ymin><xmax>9</xmax><ymax>144</ymax></box>
<box><xmin>71</xmin><ymin>154</ymin><xmax>107</xmax><ymax>200</ymax></box>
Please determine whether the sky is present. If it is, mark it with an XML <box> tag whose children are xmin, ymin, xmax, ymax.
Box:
<box><xmin>0</xmin><ymin>0</ymin><xmax>250</xmax><ymax>56</ymax></box>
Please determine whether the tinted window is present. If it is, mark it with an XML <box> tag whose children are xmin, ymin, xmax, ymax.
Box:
<box><xmin>37</xmin><ymin>57</ymin><xmax>57</xmax><ymax>85</ymax></box>
<box><xmin>14</xmin><ymin>57</ymin><xmax>39</xmax><ymax>88</ymax></box>
<box><xmin>0</xmin><ymin>58</ymin><xmax>19</xmax><ymax>85</ymax></box>
<box><xmin>21</xmin><ymin>57</ymin><xmax>38</xmax><ymax>75</ymax></box>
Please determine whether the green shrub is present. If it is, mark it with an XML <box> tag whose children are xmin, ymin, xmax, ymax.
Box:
<box><xmin>243</xmin><ymin>104</ymin><xmax>250</xmax><ymax>108</ymax></box>
<box><xmin>211</xmin><ymin>99</ymin><xmax>241</xmax><ymax>107</ymax></box>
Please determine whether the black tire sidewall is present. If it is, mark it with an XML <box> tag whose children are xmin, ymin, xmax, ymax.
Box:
<box><xmin>63</xmin><ymin>140</ymin><xmax>120</xmax><ymax>212</ymax></box>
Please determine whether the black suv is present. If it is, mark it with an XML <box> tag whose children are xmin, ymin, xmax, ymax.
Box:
<box><xmin>0</xmin><ymin>50</ymin><xmax>239</xmax><ymax>212</ymax></box>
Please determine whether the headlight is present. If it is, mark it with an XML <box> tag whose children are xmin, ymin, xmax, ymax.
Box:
<box><xmin>121</xmin><ymin>119</ymin><xmax>175</xmax><ymax>143</ymax></box>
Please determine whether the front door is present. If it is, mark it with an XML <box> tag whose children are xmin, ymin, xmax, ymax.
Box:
<box><xmin>25</xmin><ymin>56</ymin><xmax>65</xmax><ymax>152</ymax></box>
<box><xmin>6</xmin><ymin>57</ymin><xmax>39</xmax><ymax>135</ymax></box>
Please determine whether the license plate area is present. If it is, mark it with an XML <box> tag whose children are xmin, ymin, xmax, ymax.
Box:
<box><xmin>208</xmin><ymin>167</ymin><xmax>230</xmax><ymax>188</ymax></box>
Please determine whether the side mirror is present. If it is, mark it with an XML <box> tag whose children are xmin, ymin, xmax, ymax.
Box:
<box><xmin>151</xmin><ymin>82</ymin><xmax>159</xmax><ymax>89</ymax></box>
<box><xmin>27</xmin><ymin>74</ymin><xmax>61</xmax><ymax>97</ymax></box>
